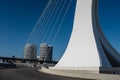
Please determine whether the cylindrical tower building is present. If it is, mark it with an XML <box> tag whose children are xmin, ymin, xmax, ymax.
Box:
<box><xmin>24</xmin><ymin>44</ymin><xmax>37</xmax><ymax>59</ymax></box>
<box><xmin>40</xmin><ymin>43</ymin><xmax>52</xmax><ymax>61</ymax></box>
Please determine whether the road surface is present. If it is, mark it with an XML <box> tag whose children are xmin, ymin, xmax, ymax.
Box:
<box><xmin>0</xmin><ymin>68</ymin><xmax>92</xmax><ymax>80</ymax></box>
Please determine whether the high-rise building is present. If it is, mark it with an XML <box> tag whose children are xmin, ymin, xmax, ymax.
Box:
<box><xmin>24</xmin><ymin>44</ymin><xmax>37</xmax><ymax>59</ymax></box>
<box><xmin>40</xmin><ymin>43</ymin><xmax>53</xmax><ymax>61</ymax></box>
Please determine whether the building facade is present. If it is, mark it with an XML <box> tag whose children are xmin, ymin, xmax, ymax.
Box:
<box><xmin>24</xmin><ymin>44</ymin><xmax>37</xmax><ymax>59</ymax></box>
<box><xmin>40</xmin><ymin>43</ymin><xmax>53</xmax><ymax>61</ymax></box>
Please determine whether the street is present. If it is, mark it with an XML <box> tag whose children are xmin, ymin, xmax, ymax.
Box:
<box><xmin>0</xmin><ymin>68</ymin><xmax>91</xmax><ymax>80</ymax></box>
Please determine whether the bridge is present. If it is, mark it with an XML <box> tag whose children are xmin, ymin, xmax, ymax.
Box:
<box><xmin>1</xmin><ymin>0</ymin><xmax>120</xmax><ymax>73</ymax></box>
<box><xmin>0</xmin><ymin>56</ymin><xmax>57</xmax><ymax>64</ymax></box>
<box><xmin>0</xmin><ymin>0</ymin><xmax>120</xmax><ymax>79</ymax></box>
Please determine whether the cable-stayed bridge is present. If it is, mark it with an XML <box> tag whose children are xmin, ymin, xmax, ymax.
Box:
<box><xmin>1</xmin><ymin>0</ymin><xmax>120</xmax><ymax>74</ymax></box>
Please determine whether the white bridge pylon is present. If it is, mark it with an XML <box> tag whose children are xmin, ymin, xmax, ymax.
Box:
<box><xmin>52</xmin><ymin>0</ymin><xmax>120</xmax><ymax>71</ymax></box>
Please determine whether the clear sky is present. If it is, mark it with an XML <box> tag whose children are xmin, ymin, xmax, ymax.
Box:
<box><xmin>0</xmin><ymin>0</ymin><xmax>120</xmax><ymax>61</ymax></box>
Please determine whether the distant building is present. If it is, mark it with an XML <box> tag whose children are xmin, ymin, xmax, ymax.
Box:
<box><xmin>40</xmin><ymin>43</ymin><xmax>53</xmax><ymax>61</ymax></box>
<box><xmin>24</xmin><ymin>44</ymin><xmax>37</xmax><ymax>59</ymax></box>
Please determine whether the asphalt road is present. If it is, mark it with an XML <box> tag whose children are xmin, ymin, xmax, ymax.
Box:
<box><xmin>0</xmin><ymin>68</ymin><xmax>92</xmax><ymax>80</ymax></box>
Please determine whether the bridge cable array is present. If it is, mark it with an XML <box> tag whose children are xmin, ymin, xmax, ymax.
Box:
<box><xmin>23</xmin><ymin>0</ymin><xmax>74</xmax><ymax>58</ymax></box>
<box><xmin>25</xmin><ymin>0</ymin><xmax>53</xmax><ymax>44</ymax></box>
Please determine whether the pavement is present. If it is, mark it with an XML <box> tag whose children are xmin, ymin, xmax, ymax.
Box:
<box><xmin>39</xmin><ymin>67</ymin><xmax>120</xmax><ymax>80</ymax></box>
<box><xmin>0</xmin><ymin>68</ymin><xmax>90</xmax><ymax>80</ymax></box>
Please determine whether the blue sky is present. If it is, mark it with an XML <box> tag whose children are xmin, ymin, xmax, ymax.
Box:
<box><xmin>0</xmin><ymin>0</ymin><xmax>120</xmax><ymax>61</ymax></box>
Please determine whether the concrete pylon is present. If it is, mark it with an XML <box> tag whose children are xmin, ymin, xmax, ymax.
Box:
<box><xmin>52</xmin><ymin>0</ymin><xmax>120</xmax><ymax>72</ymax></box>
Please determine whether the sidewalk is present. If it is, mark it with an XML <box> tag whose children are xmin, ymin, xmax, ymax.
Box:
<box><xmin>38</xmin><ymin>67</ymin><xmax>120</xmax><ymax>80</ymax></box>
